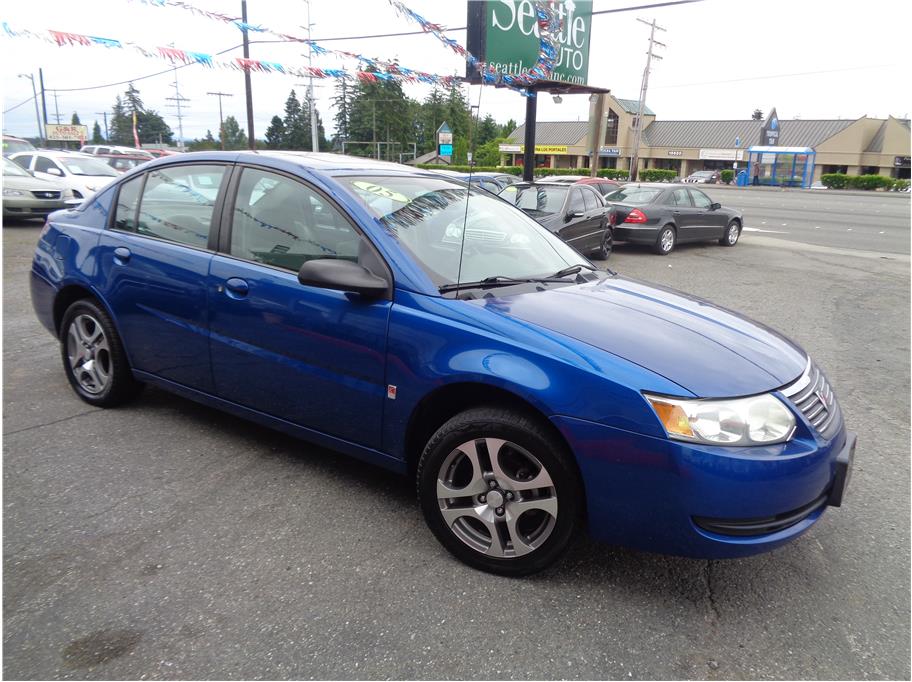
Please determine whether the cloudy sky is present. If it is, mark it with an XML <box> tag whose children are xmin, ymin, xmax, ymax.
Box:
<box><xmin>2</xmin><ymin>0</ymin><xmax>910</xmax><ymax>145</ymax></box>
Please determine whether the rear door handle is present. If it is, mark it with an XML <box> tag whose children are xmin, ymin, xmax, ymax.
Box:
<box><xmin>113</xmin><ymin>246</ymin><xmax>131</xmax><ymax>264</ymax></box>
<box><xmin>223</xmin><ymin>277</ymin><xmax>249</xmax><ymax>299</ymax></box>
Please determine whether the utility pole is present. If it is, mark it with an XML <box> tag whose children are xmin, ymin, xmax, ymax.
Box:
<box><xmin>629</xmin><ymin>17</ymin><xmax>665</xmax><ymax>182</ymax></box>
<box><xmin>301</xmin><ymin>1</ymin><xmax>319</xmax><ymax>152</ymax></box>
<box><xmin>165</xmin><ymin>58</ymin><xmax>190</xmax><ymax>150</ymax></box>
<box><xmin>52</xmin><ymin>91</ymin><xmax>62</xmax><ymax>124</ymax></box>
<box><xmin>38</xmin><ymin>68</ymin><xmax>49</xmax><ymax>132</ymax></box>
<box><xmin>241</xmin><ymin>0</ymin><xmax>255</xmax><ymax>149</ymax></box>
<box><xmin>207</xmin><ymin>91</ymin><xmax>234</xmax><ymax>150</ymax></box>
<box><xmin>94</xmin><ymin>111</ymin><xmax>109</xmax><ymax>141</ymax></box>
<box><xmin>18</xmin><ymin>73</ymin><xmax>44</xmax><ymax>144</ymax></box>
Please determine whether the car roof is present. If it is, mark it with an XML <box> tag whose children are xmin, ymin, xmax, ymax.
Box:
<box><xmin>618</xmin><ymin>182</ymin><xmax>683</xmax><ymax>189</ymax></box>
<box><xmin>18</xmin><ymin>150</ymin><xmax>94</xmax><ymax>158</ymax></box>
<box><xmin>510</xmin><ymin>181</ymin><xmax>574</xmax><ymax>187</ymax></box>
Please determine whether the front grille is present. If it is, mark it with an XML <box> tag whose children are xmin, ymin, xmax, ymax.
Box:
<box><xmin>781</xmin><ymin>359</ymin><xmax>842</xmax><ymax>440</ymax></box>
<box><xmin>31</xmin><ymin>190</ymin><xmax>61</xmax><ymax>200</ymax></box>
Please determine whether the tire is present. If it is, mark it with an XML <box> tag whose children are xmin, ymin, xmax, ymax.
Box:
<box><xmin>720</xmin><ymin>220</ymin><xmax>741</xmax><ymax>246</ymax></box>
<box><xmin>590</xmin><ymin>226</ymin><xmax>613</xmax><ymax>260</ymax></box>
<box><xmin>653</xmin><ymin>225</ymin><xmax>676</xmax><ymax>255</ymax></box>
<box><xmin>417</xmin><ymin>407</ymin><xmax>582</xmax><ymax>576</ymax></box>
<box><xmin>59</xmin><ymin>299</ymin><xmax>142</xmax><ymax>407</ymax></box>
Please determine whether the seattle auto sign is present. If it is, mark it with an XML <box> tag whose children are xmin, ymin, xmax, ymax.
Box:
<box><xmin>467</xmin><ymin>0</ymin><xmax>592</xmax><ymax>86</ymax></box>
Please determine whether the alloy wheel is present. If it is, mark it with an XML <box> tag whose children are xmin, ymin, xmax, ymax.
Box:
<box><xmin>66</xmin><ymin>314</ymin><xmax>111</xmax><ymax>395</ymax></box>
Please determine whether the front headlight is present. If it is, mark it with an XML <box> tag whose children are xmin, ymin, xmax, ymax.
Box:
<box><xmin>645</xmin><ymin>393</ymin><xmax>796</xmax><ymax>445</ymax></box>
<box><xmin>3</xmin><ymin>188</ymin><xmax>25</xmax><ymax>197</ymax></box>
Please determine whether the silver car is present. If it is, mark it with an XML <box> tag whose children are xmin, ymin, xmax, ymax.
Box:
<box><xmin>3</xmin><ymin>158</ymin><xmax>77</xmax><ymax>219</ymax></box>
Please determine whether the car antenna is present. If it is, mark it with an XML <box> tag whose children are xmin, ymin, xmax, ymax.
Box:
<box><xmin>453</xmin><ymin>82</ymin><xmax>484</xmax><ymax>300</ymax></box>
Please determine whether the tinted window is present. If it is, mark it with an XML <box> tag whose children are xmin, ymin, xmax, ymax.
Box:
<box><xmin>230</xmin><ymin>168</ymin><xmax>363</xmax><ymax>272</ymax></box>
<box><xmin>580</xmin><ymin>186</ymin><xmax>602</xmax><ymax>210</ymax></box>
<box><xmin>35</xmin><ymin>156</ymin><xmax>61</xmax><ymax>174</ymax></box>
<box><xmin>667</xmin><ymin>188</ymin><xmax>692</xmax><ymax>207</ymax></box>
<box><xmin>500</xmin><ymin>185</ymin><xmax>568</xmax><ymax>214</ymax></box>
<box><xmin>690</xmin><ymin>189</ymin><xmax>712</xmax><ymax>208</ymax></box>
<box><xmin>604</xmin><ymin>187</ymin><xmax>663</xmax><ymax>205</ymax></box>
<box><xmin>137</xmin><ymin>164</ymin><xmax>226</xmax><ymax>248</ymax></box>
<box><xmin>113</xmin><ymin>175</ymin><xmax>143</xmax><ymax>232</ymax></box>
<box><xmin>567</xmin><ymin>189</ymin><xmax>585</xmax><ymax>214</ymax></box>
<box><xmin>11</xmin><ymin>155</ymin><xmax>33</xmax><ymax>170</ymax></box>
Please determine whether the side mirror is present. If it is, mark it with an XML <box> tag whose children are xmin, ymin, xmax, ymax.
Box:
<box><xmin>47</xmin><ymin>167</ymin><xmax>64</xmax><ymax>177</ymax></box>
<box><xmin>710</xmin><ymin>202</ymin><xmax>721</xmax><ymax>210</ymax></box>
<box><xmin>565</xmin><ymin>211</ymin><xmax>584</xmax><ymax>221</ymax></box>
<box><xmin>298</xmin><ymin>258</ymin><xmax>389</xmax><ymax>299</ymax></box>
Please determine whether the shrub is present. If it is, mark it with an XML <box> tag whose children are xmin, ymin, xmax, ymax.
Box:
<box><xmin>720</xmin><ymin>170</ymin><xmax>734</xmax><ymax>184</ymax></box>
<box><xmin>597</xmin><ymin>169</ymin><xmax>630</xmax><ymax>180</ymax></box>
<box><xmin>415</xmin><ymin>164</ymin><xmax>522</xmax><ymax>175</ymax></box>
<box><xmin>891</xmin><ymin>178</ymin><xmax>910</xmax><ymax>191</ymax></box>
<box><xmin>845</xmin><ymin>174</ymin><xmax>893</xmax><ymax>191</ymax></box>
<box><xmin>638</xmin><ymin>169</ymin><xmax>677</xmax><ymax>183</ymax></box>
<box><xmin>821</xmin><ymin>173</ymin><xmax>848</xmax><ymax>189</ymax></box>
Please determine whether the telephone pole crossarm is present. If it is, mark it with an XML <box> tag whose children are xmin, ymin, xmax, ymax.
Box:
<box><xmin>630</xmin><ymin>17</ymin><xmax>666</xmax><ymax>182</ymax></box>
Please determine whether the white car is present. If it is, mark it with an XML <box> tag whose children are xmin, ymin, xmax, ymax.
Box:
<box><xmin>9</xmin><ymin>151</ymin><xmax>119</xmax><ymax>201</ymax></box>
<box><xmin>80</xmin><ymin>144</ymin><xmax>154</xmax><ymax>159</ymax></box>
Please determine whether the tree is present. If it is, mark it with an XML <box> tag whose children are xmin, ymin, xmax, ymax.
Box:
<box><xmin>91</xmin><ymin>121</ymin><xmax>104</xmax><ymax>144</ymax></box>
<box><xmin>346</xmin><ymin>75</ymin><xmax>415</xmax><ymax>159</ymax></box>
<box><xmin>752</xmin><ymin>108</ymin><xmax>764</xmax><ymax>121</ymax></box>
<box><xmin>282</xmin><ymin>89</ymin><xmax>309</xmax><ymax>149</ymax></box>
<box><xmin>331</xmin><ymin>80</ymin><xmax>352</xmax><ymax>148</ymax></box>
<box><xmin>475</xmin><ymin>136</ymin><xmax>507</xmax><ymax>166</ymax></box>
<box><xmin>500</xmin><ymin>118</ymin><xmax>518</xmax><ymax>137</ymax></box>
<box><xmin>221</xmin><ymin>116</ymin><xmax>248</xmax><ymax>150</ymax></box>
<box><xmin>264</xmin><ymin>116</ymin><xmax>286</xmax><ymax>149</ymax></box>
<box><xmin>107</xmin><ymin>84</ymin><xmax>173</xmax><ymax>146</ymax></box>
<box><xmin>188</xmin><ymin>130</ymin><xmax>218</xmax><ymax>151</ymax></box>
<box><xmin>71</xmin><ymin>112</ymin><xmax>81</xmax><ymax>125</ymax></box>
<box><xmin>476</xmin><ymin>114</ymin><xmax>500</xmax><ymax>147</ymax></box>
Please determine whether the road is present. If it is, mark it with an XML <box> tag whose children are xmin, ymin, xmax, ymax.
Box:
<box><xmin>3</xmin><ymin>190</ymin><xmax>910</xmax><ymax>680</ymax></box>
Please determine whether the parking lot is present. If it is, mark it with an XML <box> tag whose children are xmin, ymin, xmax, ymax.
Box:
<box><xmin>3</xmin><ymin>188</ymin><xmax>910</xmax><ymax>680</ymax></box>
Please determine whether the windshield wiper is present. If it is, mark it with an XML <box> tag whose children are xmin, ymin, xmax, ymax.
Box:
<box><xmin>439</xmin><ymin>274</ymin><xmax>576</xmax><ymax>294</ymax></box>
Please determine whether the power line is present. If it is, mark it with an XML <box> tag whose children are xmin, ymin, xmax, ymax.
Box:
<box><xmin>652</xmin><ymin>64</ymin><xmax>901</xmax><ymax>89</ymax></box>
<box><xmin>3</xmin><ymin>95</ymin><xmax>34</xmax><ymax>115</ymax></box>
<box><xmin>592</xmin><ymin>0</ymin><xmax>702</xmax><ymax>14</ymax></box>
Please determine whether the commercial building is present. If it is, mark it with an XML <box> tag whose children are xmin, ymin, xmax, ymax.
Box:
<box><xmin>500</xmin><ymin>94</ymin><xmax>911</xmax><ymax>183</ymax></box>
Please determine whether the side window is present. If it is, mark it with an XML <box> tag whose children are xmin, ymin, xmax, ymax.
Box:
<box><xmin>12</xmin><ymin>155</ymin><xmax>33</xmax><ymax>170</ymax></box>
<box><xmin>580</xmin><ymin>187</ymin><xmax>597</xmax><ymax>211</ymax></box>
<box><xmin>98</xmin><ymin>147</ymin><xmax>110</xmax><ymax>154</ymax></box>
<box><xmin>230</xmin><ymin>168</ymin><xmax>364</xmax><ymax>272</ymax></box>
<box><xmin>667</xmin><ymin>188</ymin><xmax>692</xmax><ymax>207</ymax></box>
<box><xmin>689</xmin><ymin>189</ymin><xmax>712</xmax><ymax>209</ymax></box>
<box><xmin>567</xmin><ymin>188</ymin><xmax>585</xmax><ymax>214</ymax></box>
<box><xmin>136</xmin><ymin>164</ymin><xmax>226</xmax><ymax>248</ymax></box>
<box><xmin>113</xmin><ymin>175</ymin><xmax>144</xmax><ymax>232</ymax></box>
<box><xmin>34</xmin><ymin>156</ymin><xmax>60</xmax><ymax>174</ymax></box>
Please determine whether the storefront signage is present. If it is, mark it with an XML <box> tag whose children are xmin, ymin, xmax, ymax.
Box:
<box><xmin>667</xmin><ymin>150</ymin><xmax>682</xmax><ymax>156</ymax></box>
<box><xmin>598</xmin><ymin>146</ymin><xmax>619</xmax><ymax>156</ymax></box>
<box><xmin>466</xmin><ymin>0</ymin><xmax>593</xmax><ymax>85</ymax></box>
<box><xmin>46</xmin><ymin>124</ymin><xmax>88</xmax><ymax>141</ymax></box>
<box><xmin>894</xmin><ymin>156</ymin><xmax>910</xmax><ymax>167</ymax></box>
<box><xmin>498</xmin><ymin>143</ymin><xmax>569</xmax><ymax>154</ymax></box>
<box><xmin>760</xmin><ymin>108</ymin><xmax>780</xmax><ymax>146</ymax></box>
<box><xmin>436</xmin><ymin>121</ymin><xmax>453</xmax><ymax>159</ymax></box>
<box><xmin>699</xmin><ymin>148</ymin><xmax>744</xmax><ymax>161</ymax></box>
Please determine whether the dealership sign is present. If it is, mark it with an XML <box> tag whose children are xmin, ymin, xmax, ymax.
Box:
<box><xmin>760</xmin><ymin>108</ymin><xmax>780</xmax><ymax>146</ymax></box>
<box><xmin>46</xmin><ymin>124</ymin><xmax>88</xmax><ymax>141</ymax></box>
<box><xmin>699</xmin><ymin>148</ymin><xmax>744</xmax><ymax>161</ymax></box>
<box><xmin>466</xmin><ymin>0</ymin><xmax>593</xmax><ymax>86</ymax></box>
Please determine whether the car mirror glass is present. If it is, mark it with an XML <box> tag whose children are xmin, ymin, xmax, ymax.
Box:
<box><xmin>47</xmin><ymin>167</ymin><xmax>63</xmax><ymax>176</ymax></box>
<box><xmin>710</xmin><ymin>202</ymin><xmax>721</xmax><ymax>210</ymax></box>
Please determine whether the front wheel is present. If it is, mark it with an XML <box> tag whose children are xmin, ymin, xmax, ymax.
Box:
<box><xmin>720</xmin><ymin>220</ymin><xmax>741</xmax><ymax>246</ymax></box>
<box><xmin>60</xmin><ymin>299</ymin><xmax>141</xmax><ymax>407</ymax></box>
<box><xmin>591</xmin><ymin>226</ymin><xmax>613</xmax><ymax>260</ymax></box>
<box><xmin>653</xmin><ymin>225</ymin><xmax>676</xmax><ymax>255</ymax></box>
<box><xmin>417</xmin><ymin>407</ymin><xmax>582</xmax><ymax>576</ymax></box>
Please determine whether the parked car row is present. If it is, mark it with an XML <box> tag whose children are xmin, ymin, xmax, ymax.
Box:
<box><xmin>3</xmin><ymin>157</ymin><xmax>80</xmax><ymax>219</ymax></box>
<box><xmin>30</xmin><ymin>151</ymin><xmax>853</xmax><ymax>575</ymax></box>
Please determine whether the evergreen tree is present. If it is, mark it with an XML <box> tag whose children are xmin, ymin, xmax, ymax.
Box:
<box><xmin>107</xmin><ymin>85</ymin><xmax>173</xmax><ymax>146</ymax></box>
<box><xmin>188</xmin><ymin>130</ymin><xmax>219</xmax><ymax>151</ymax></box>
<box><xmin>109</xmin><ymin>96</ymin><xmax>131</xmax><ymax>145</ymax></box>
<box><xmin>221</xmin><ymin>116</ymin><xmax>248</xmax><ymax>150</ymax></box>
<box><xmin>752</xmin><ymin>108</ymin><xmax>764</xmax><ymax>121</ymax></box>
<box><xmin>476</xmin><ymin>114</ymin><xmax>499</xmax><ymax>147</ymax></box>
<box><xmin>282</xmin><ymin>89</ymin><xmax>309</xmax><ymax>149</ymax></box>
<box><xmin>124</xmin><ymin>83</ymin><xmax>144</xmax><ymax>115</ymax></box>
<box><xmin>91</xmin><ymin>121</ymin><xmax>104</xmax><ymax>144</ymax></box>
<box><xmin>331</xmin><ymin>80</ymin><xmax>352</xmax><ymax>148</ymax></box>
<box><xmin>264</xmin><ymin>116</ymin><xmax>286</xmax><ymax>149</ymax></box>
<box><xmin>71</xmin><ymin>112</ymin><xmax>81</xmax><ymax>125</ymax></box>
<box><xmin>500</xmin><ymin>118</ymin><xmax>518</xmax><ymax>137</ymax></box>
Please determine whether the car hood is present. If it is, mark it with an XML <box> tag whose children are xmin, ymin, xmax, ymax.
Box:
<box><xmin>3</xmin><ymin>174</ymin><xmax>64</xmax><ymax>192</ymax></box>
<box><xmin>472</xmin><ymin>275</ymin><xmax>807</xmax><ymax>397</ymax></box>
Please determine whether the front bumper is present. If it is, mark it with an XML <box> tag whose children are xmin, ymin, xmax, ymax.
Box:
<box><xmin>552</xmin><ymin>415</ymin><xmax>854</xmax><ymax>558</ymax></box>
<box><xmin>3</xmin><ymin>197</ymin><xmax>69</xmax><ymax>218</ymax></box>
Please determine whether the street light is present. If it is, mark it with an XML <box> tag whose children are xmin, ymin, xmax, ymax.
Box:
<box><xmin>18</xmin><ymin>73</ymin><xmax>44</xmax><ymax>144</ymax></box>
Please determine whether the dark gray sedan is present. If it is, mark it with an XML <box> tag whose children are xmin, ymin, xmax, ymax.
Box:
<box><xmin>499</xmin><ymin>181</ymin><xmax>617</xmax><ymax>259</ymax></box>
<box><xmin>605</xmin><ymin>183</ymin><xmax>743</xmax><ymax>255</ymax></box>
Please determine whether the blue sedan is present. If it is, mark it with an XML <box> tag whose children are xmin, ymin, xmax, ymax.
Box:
<box><xmin>30</xmin><ymin>151</ymin><xmax>855</xmax><ymax>575</ymax></box>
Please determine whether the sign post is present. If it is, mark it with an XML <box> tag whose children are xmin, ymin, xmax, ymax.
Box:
<box><xmin>436</xmin><ymin>122</ymin><xmax>453</xmax><ymax>161</ymax></box>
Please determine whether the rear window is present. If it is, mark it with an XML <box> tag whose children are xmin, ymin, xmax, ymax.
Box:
<box><xmin>605</xmin><ymin>187</ymin><xmax>663</xmax><ymax>205</ymax></box>
<box><xmin>3</xmin><ymin>138</ymin><xmax>36</xmax><ymax>155</ymax></box>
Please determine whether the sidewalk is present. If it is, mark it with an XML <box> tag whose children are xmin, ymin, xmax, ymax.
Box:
<box><xmin>705</xmin><ymin>184</ymin><xmax>911</xmax><ymax>198</ymax></box>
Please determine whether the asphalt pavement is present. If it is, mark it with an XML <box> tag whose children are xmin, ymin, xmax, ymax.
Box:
<box><xmin>3</xmin><ymin>189</ymin><xmax>910</xmax><ymax>680</ymax></box>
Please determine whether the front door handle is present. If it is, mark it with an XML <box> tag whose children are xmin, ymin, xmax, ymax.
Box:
<box><xmin>113</xmin><ymin>246</ymin><xmax>131</xmax><ymax>264</ymax></box>
<box><xmin>223</xmin><ymin>277</ymin><xmax>249</xmax><ymax>299</ymax></box>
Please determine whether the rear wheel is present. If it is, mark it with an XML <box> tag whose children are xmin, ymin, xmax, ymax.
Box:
<box><xmin>720</xmin><ymin>220</ymin><xmax>741</xmax><ymax>246</ymax></box>
<box><xmin>417</xmin><ymin>407</ymin><xmax>582</xmax><ymax>576</ymax></box>
<box><xmin>653</xmin><ymin>225</ymin><xmax>676</xmax><ymax>255</ymax></box>
<box><xmin>60</xmin><ymin>299</ymin><xmax>141</xmax><ymax>407</ymax></box>
<box><xmin>591</xmin><ymin>226</ymin><xmax>613</xmax><ymax>260</ymax></box>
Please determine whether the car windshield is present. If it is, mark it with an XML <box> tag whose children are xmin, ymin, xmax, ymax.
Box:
<box><xmin>604</xmin><ymin>187</ymin><xmax>663</xmax><ymax>204</ymax></box>
<box><xmin>692</xmin><ymin>171</ymin><xmax>714</xmax><ymax>177</ymax></box>
<box><xmin>498</xmin><ymin>185</ymin><xmax>568</xmax><ymax>214</ymax></box>
<box><xmin>3</xmin><ymin>158</ymin><xmax>30</xmax><ymax>176</ymax></box>
<box><xmin>59</xmin><ymin>157</ymin><xmax>119</xmax><ymax>177</ymax></box>
<box><xmin>3</xmin><ymin>138</ymin><xmax>36</xmax><ymax>155</ymax></box>
<box><xmin>338</xmin><ymin>175</ymin><xmax>588</xmax><ymax>289</ymax></box>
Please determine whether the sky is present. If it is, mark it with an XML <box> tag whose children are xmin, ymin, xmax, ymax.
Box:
<box><xmin>2</xmin><ymin>0</ymin><xmax>911</xmax><ymax>145</ymax></box>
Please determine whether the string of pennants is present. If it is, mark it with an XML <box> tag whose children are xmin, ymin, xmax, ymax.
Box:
<box><xmin>1</xmin><ymin>0</ymin><xmax>561</xmax><ymax>94</ymax></box>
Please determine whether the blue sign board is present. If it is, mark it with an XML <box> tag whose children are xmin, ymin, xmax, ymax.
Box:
<box><xmin>438</xmin><ymin>143</ymin><xmax>453</xmax><ymax>157</ymax></box>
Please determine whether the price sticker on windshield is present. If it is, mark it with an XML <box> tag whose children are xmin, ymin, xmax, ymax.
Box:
<box><xmin>352</xmin><ymin>181</ymin><xmax>409</xmax><ymax>204</ymax></box>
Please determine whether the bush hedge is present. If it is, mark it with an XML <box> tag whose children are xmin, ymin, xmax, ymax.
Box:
<box><xmin>638</xmin><ymin>169</ymin><xmax>677</xmax><ymax>183</ymax></box>
<box><xmin>720</xmin><ymin>169</ymin><xmax>734</xmax><ymax>184</ymax></box>
<box><xmin>821</xmin><ymin>173</ymin><xmax>906</xmax><ymax>191</ymax></box>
